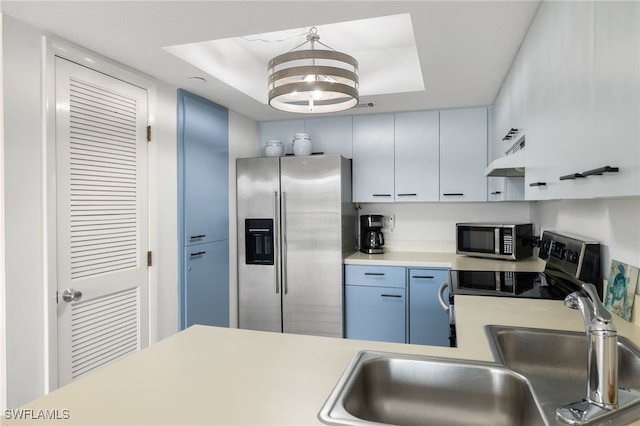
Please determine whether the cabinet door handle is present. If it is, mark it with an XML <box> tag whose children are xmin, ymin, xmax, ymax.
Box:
<box><xmin>372</xmin><ymin>194</ymin><xmax>392</xmax><ymax>197</ymax></box>
<box><xmin>397</xmin><ymin>193</ymin><xmax>417</xmax><ymax>197</ymax></box>
<box><xmin>412</xmin><ymin>275</ymin><xmax>435</xmax><ymax>279</ymax></box>
<box><xmin>490</xmin><ymin>191</ymin><xmax>502</xmax><ymax>195</ymax></box>
<box><xmin>381</xmin><ymin>294</ymin><xmax>402</xmax><ymax>298</ymax></box>
<box><xmin>364</xmin><ymin>272</ymin><xmax>385</xmax><ymax>276</ymax></box>
<box><xmin>582</xmin><ymin>165</ymin><xmax>619</xmax><ymax>177</ymax></box>
<box><xmin>190</xmin><ymin>251</ymin><xmax>206</xmax><ymax>257</ymax></box>
<box><xmin>559</xmin><ymin>173</ymin><xmax>585</xmax><ymax>181</ymax></box>
<box><xmin>442</xmin><ymin>193</ymin><xmax>464</xmax><ymax>196</ymax></box>
<box><xmin>190</xmin><ymin>234</ymin><xmax>206</xmax><ymax>239</ymax></box>
<box><xmin>529</xmin><ymin>182</ymin><xmax>546</xmax><ymax>187</ymax></box>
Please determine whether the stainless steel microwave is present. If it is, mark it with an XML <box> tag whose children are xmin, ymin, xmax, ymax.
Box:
<box><xmin>456</xmin><ymin>223</ymin><xmax>534</xmax><ymax>261</ymax></box>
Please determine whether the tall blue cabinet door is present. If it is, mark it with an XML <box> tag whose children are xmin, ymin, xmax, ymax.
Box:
<box><xmin>178</xmin><ymin>89</ymin><xmax>229</xmax><ymax>329</ymax></box>
<box><xmin>408</xmin><ymin>269</ymin><xmax>450</xmax><ymax>346</ymax></box>
<box><xmin>180</xmin><ymin>92</ymin><xmax>229</xmax><ymax>245</ymax></box>
<box><xmin>345</xmin><ymin>285</ymin><xmax>406</xmax><ymax>343</ymax></box>
<box><xmin>184</xmin><ymin>241</ymin><xmax>229</xmax><ymax>328</ymax></box>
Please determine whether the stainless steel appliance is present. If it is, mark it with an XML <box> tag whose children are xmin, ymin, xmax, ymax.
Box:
<box><xmin>456</xmin><ymin>222</ymin><xmax>534</xmax><ymax>260</ymax></box>
<box><xmin>237</xmin><ymin>155</ymin><xmax>355</xmax><ymax>338</ymax></box>
<box><xmin>440</xmin><ymin>230</ymin><xmax>601</xmax><ymax>347</ymax></box>
<box><xmin>359</xmin><ymin>214</ymin><xmax>384</xmax><ymax>254</ymax></box>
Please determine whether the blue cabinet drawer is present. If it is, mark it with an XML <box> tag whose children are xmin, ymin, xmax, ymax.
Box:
<box><xmin>344</xmin><ymin>265</ymin><xmax>406</xmax><ymax>288</ymax></box>
<box><xmin>408</xmin><ymin>268</ymin><xmax>449</xmax><ymax>286</ymax></box>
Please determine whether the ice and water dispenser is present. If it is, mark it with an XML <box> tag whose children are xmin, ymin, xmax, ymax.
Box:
<box><xmin>245</xmin><ymin>219</ymin><xmax>274</xmax><ymax>265</ymax></box>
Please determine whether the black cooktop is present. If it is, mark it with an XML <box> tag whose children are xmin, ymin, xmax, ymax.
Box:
<box><xmin>451</xmin><ymin>269</ymin><xmax>580</xmax><ymax>300</ymax></box>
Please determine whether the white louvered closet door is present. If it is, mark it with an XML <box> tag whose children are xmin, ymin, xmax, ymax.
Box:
<box><xmin>55</xmin><ymin>57</ymin><xmax>149</xmax><ymax>386</ymax></box>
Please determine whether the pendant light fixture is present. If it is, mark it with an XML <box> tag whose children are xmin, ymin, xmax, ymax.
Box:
<box><xmin>268</xmin><ymin>27</ymin><xmax>359</xmax><ymax>113</ymax></box>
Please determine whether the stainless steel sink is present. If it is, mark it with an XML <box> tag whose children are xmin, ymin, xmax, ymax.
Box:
<box><xmin>318</xmin><ymin>351</ymin><xmax>546</xmax><ymax>426</ymax></box>
<box><xmin>486</xmin><ymin>325</ymin><xmax>640</xmax><ymax>424</ymax></box>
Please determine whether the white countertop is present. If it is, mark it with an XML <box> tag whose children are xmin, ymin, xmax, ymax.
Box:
<box><xmin>4</xmin><ymin>295</ymin><xmax>640</xmax><ymax>425</ymax></box>
<box><xmin>344</xmin><ymin>250</ymin><xmax>546</xmax><ymax>272</ymax></box>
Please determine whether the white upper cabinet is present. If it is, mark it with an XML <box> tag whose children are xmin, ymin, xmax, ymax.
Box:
<box><xmin>526</xmin><ymin>1</ymin><xmax>596</xmax><ymax>200</ymax></box>
<box><xmin>304</xmin><ymin>116</ymin><xmax>353</xmax><ymax>158</ymax></box>
<box><xmin>439</xmin><ymin>107</ymin><xmax>488</xmax><ymax>202</ymax></box>
<box><xmin>352</xmin><ymin>114</ymin><xmax>396</xmax><ymax>203</ymax></box>
<box><xmin>587</xmin><ymin>0</ymin><xmax>640</xmax><ymax>198</ymax></box>
<box><xmin>394</xmin><ymin>110</ymin><xmax>439</xmax><ymax>202</ymax></box>
<box><xmin>497</xmin><ymin>0</ymin><xmax>640</xmax><ymax>200</ymax></box>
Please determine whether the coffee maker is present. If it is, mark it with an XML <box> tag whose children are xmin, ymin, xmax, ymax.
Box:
<box><xmin>360</xmin><ymin>215</ymin><xmax>385</xmax><ymax>254</ymax></box>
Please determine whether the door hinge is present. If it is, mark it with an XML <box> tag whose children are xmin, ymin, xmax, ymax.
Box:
<box><xmin>146</xmin><ymin>125</ymin><xmax>152</xmax><ymax>142</ymax></box>
<box><xmin>147</xmin><ymin>251</ymin><xmax>153</xmax><ymax>267</ymax></box>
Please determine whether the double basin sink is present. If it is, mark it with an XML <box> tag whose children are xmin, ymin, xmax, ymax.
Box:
<box><xmin>319</xmin><ymin>326</ymin><xmax>640</xmax><ymax>425</ymax></box>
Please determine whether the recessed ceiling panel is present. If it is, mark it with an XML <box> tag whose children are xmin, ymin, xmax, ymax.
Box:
<box><xmin>163</xmin><ymin>13</ymin><xmax>424</xmax><ymax>104</ymax></box>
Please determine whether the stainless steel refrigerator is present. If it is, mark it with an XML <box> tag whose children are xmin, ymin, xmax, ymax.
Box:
<box><xmin>237</xmin><ymin>155</ymin><xmax>355</xmax><ymax>337</ymax></box>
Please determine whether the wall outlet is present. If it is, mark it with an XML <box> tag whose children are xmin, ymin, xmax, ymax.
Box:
<box><xmin>388</xmin><ymin>214</ymin><xmax>396</xmax><ymax>235</ymax></box>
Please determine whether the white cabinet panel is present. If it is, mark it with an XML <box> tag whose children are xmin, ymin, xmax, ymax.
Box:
<box><xmin>521</xmin><ymin>1</ymin><xmax>639</xmax><ymax>200</ymax></box>
<box><xmin>305</xmin><ymin>116</ymin><xmax>353</xmax><ymax>158</ymax></box>
<box><xmin>588</xmin><ymin>1</ymin><xmax>640</xmax><ymax>197</ymax></box>
<box><xmin>394</xmin><ymin>110</ymin><xmax>439</xmax><ymax>202</ymax></box>
<box><xmin>439</xmin><ymin>108</ymin><xmax>488</xmax><ymax>202</ymax></box>
<box><xmin>352</xmin><ymin>114</ymin><xmax>395</xmax><ymax>203</ymax></box>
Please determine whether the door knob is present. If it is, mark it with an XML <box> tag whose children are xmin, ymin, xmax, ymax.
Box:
<box><xmin>62</xmin><ymin>288</ymin><xmax>83</xmax><ymax>303</ymax></box>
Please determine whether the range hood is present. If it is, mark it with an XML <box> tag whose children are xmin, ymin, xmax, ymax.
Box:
<box><xmin>485</xmin><ymin>132</ymin><xmax>526</xmax><ymax>177</ymax></box>
<box><xmin>485</xmin><ymin>148</ymin><xmax>526</xmax><ymax>177</ymax></box>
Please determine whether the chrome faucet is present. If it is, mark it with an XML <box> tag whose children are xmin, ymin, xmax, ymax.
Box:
<box><xmin>556</xmin><ymin>283</ymin><xmax>619</xmax><ymax>424</ymax></box>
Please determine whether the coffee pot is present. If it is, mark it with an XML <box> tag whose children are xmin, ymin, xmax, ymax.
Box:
<box><xmin>360</xmin><ymin>215</ymin><xmax>385</xmax><ymax>254</ymax></box>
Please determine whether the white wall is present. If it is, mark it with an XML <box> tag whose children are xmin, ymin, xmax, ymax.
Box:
<box><xmin>359</xmin><ymin>202</ymin><xmax>532</xmax><ymax>251</ymax></box>
<box><xmin>0</xmin><ymin>12</ymin><xmax>6</xmax><ymax>413</ymax></box>
<box><xmin>148</xmin><ymin>83</ymin><xmax>179</xmax><ymax>341</ymax></box>
<box><xmin>228</xmin><ymin>112</ymin><xmax>259</xmax><ymax>328</ymax></box>
<box><xmin>3</xmin><ymin>16</ymin><xmax>46</xmax><ymax>409</ymax></box>
<box><xmin>531</xmin><ymin>198</ymin><xmax>640</xmax><ymax>283</ymax></box>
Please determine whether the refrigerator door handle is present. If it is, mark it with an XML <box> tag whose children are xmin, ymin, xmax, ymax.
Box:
<box><xmin>273</xmin><ymin>191</ymin><xmax>280</xmax><ymax>294</ymax></box>
<box><xmin>281</xmin><ymin>191</ymin><xmax>288</xmax><ymax>295</ymax></box>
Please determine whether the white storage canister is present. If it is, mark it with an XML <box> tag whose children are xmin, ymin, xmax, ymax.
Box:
<box><xmin>293</xmin><ymin>133</ymin><xmax>312</xmax><ymax>156</ymax></box>
<box><xmin>264</xmin><ymin>140</ymin><xmax>283</xmax><ymax>157</ymax></box>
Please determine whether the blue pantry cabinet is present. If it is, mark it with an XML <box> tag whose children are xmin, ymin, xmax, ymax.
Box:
<box><xmin>345</xmin><ymin>265</ymin><xmax>407</xmax><ymax>343</ymax></box>
<box><xmin>178</xmin><ymin>90</ymin><xmax>229</xmax><ymax>329</ymax></box>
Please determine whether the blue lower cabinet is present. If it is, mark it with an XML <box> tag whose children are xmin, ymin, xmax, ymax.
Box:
<box><xmin>408</xmin><ymin>268</ymin><xmax>450</xmax><ymax>346</ymax></box>
<box><xmin>345</xmin><ymin>285</ymin><xmax>406</xmax><ymax>343</ymax></box>
<box><xmin>184</xmin><ymin>241</ymin><xmax>229</xmax><ymax>328</ymax></box>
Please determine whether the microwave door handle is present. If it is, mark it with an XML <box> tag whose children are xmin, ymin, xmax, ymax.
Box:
<box><xmin>437</xmin><ymin>282</ymin><xmax>450</xmax><ymax>314</ymax></box>
<box><xmin>495</xmin><ymin>228</ymin><xmax>501</xmax><ymax>254</ymax></box>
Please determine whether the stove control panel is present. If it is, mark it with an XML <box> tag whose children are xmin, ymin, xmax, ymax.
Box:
<box><xmin>539</xmin><ymin>230</ymin><xmax>600</xmax><ymax>286</ymax></box>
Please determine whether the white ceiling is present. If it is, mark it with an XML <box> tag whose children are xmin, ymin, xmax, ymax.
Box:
<box><xmin>0</xmin><ymin>0</ymin><xmax>541</xmax><ymax>122</ymax></box>
<box><xmin>163</xmin><ymin>13</ymin><xmax>425</xmax><ymax>104</ymax></box>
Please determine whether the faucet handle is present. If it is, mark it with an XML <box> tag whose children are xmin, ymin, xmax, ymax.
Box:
<box><xmin>581</xmin><ymin>283</ymin><xmax>612</xmax><ymax>319</ymax></box>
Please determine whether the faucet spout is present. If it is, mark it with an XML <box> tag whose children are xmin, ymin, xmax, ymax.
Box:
<box><xmin>557</xmin><ymin>283</ymin><xmax>620</xmax><ymax>424</ymax></box>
